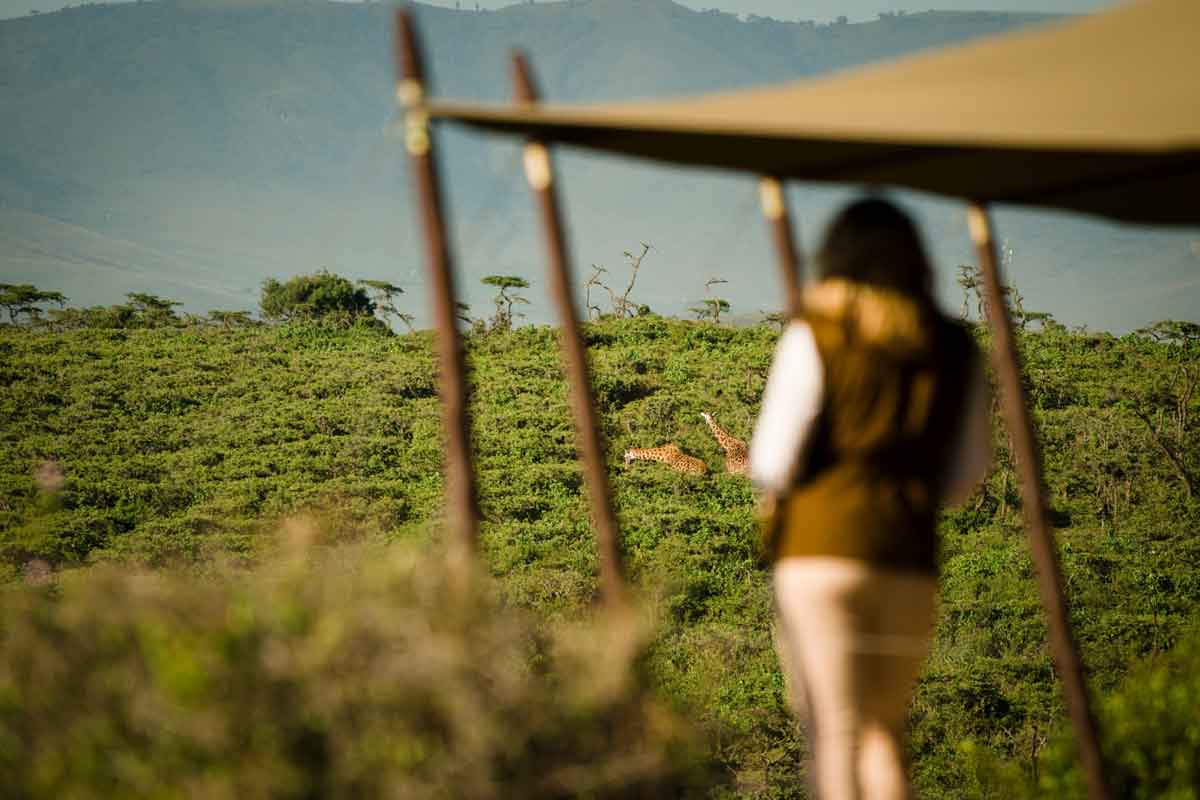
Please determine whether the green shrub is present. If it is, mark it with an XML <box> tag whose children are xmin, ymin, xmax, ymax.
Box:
<box><xmin>0</xmin><ymin>522</ymin><xmax>722</xmax><ymax>799</ymax></box>
<box><xmin>260</xmin><ymin>271</ymin><xmax>375</xmax><ymax>325</ymax></box>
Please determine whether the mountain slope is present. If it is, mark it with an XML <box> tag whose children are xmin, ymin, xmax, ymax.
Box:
<box><xmin>3</xmin><ymin>1</ymin><xmax>1195</xmax><ymax>330</ymax></box>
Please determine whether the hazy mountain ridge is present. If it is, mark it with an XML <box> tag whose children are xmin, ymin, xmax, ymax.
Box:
<box><xmin>0</xmin><ymin>0</ymin><xmax>1047</xmax><ymax>180</ymax></box>
<box><xmin>5</xmin><ymin>0</ymin><xmax>1196</xmax><ymax>330</ymax></box>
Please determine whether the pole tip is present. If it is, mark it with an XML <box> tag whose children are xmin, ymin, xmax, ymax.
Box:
<box><xmin>510</xmin><ymin>49</ymin><xmax>539</xmax><ymax>104</ymax></box>
<box><xmin>393</xmin><ymin>7</ymin><xmax>425</xmax><ymax>86</ymax></box>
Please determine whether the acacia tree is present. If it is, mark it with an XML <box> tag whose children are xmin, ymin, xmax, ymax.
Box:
<box><xmin>126</xmin><ymin>293</ymin><xmax>183</xmax><ymax>327</ymax></box>
<box><xmin>357</xmin><ymin>280</ymin><xmax>414</xmax><ymax>332</ymax></box>
<box><xmin>207</xmin><ymin>310</ymin><xmax>255</xmax><ymax>329</ymax></box>
<box><xmin>0</xmin><ymin>284</ymin><xmax>67</xmax><ymax>324</ymax></box>
<box><xmin>481</xmin><ymin>275</ymin><xmax>530</xmax><ymax>331</ymax></box>
<box><xmin>691</xmin><ymin>277</ymin><xmax>730</xmax><ymax>323</ymax></box>
<box><xmin>691</xmin><ymin>298</ymin><xmax>730</xmax><ymax>323</ymax></box>
<box><xmin>1136</xmin><ymin>320</ymin><xmax>1200</xmax><ymax>351</ymax></box>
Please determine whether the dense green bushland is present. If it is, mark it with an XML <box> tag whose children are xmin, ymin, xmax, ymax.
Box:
<box><xmin>1</xmin><ymin>314</ymin><xmax>1198</xmax><ymax>797</ymax></box>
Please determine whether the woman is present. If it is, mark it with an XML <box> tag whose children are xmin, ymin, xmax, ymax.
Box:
<box><xmin>749</xmin><ymin>198</ymin><xmax>992</xmax><ymax>800</ymax></box>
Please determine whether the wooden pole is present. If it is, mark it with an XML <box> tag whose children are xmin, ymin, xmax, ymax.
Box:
<box><xmin>394</xmin><ymin>10</ymin><xmax>481</xmax><ymax>563</ymax></box>
<box><xmin>510</xmin><ymin>51</ymin><xmax>627</xmax><ymax>610</ymax></box>
<box><xmin>968</xmin><ymin>202</ymin><xmax>1111</xmax><ymax>800</ymax></box>
<box><xmin>759</xmin><ymin>176</ymin><xmax>804</xmax><ymax>317</ymax></box>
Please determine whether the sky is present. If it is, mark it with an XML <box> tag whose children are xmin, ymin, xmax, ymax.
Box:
<box><xmin>1</xmin><ymin>0</ymin><xmax>1115</xmax><ymax>23</ymax></box>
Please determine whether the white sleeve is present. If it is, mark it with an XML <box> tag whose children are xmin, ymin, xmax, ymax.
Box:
<box><xmin>749</xmin><ymin>320</ymin><xmax>825</xmax><ymax>494</ymax></box>
<box><xmin>940</xmin><ymin>354</ymin><xmax>993</xmax><ymax>506</ymax></box>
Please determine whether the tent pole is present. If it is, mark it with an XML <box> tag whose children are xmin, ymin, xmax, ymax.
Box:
<box><xmin>968</xmin><ymin>202</ymin><xmax>1111</xmax><ymax>800</ymax></box>
<box><xmin>510</xmin><ymin>51</ymin><xmax>628</xmax><ymax>611</ymax></box>
<box><xmin>759</xmin><ymin>176</ymin><xmax>804</xmax><ymax>317</ymax></box>
<box><xmin>394</xmin><ymin>10</ymin><xmax>481</xmax><ymax>565</ymax></box>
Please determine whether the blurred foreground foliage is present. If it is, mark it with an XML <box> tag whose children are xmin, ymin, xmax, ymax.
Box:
<box><xmin>953</xmin><ymin>630</ymin><xmax>1200</xmax><ymax>800</ymax></box>
<box><xmin>0</xmin><ymin>518</ymin><xmax>721</xmax><ymax>799</ymax></box>
<box><xmin>0</xmin><ymin>312</ymin><xmax>1198</xmax><ymax>797</ymax></box>
<box><xmin>1037</xmin><ymin>630</ymin><xmax>1200</xmax><ymax>799</ymax></box>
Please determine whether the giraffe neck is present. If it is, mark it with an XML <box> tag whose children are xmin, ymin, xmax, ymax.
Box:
<box><xmin>701</xmin><ymin>412</ymin><xmax>749</xmax><ymax>476</ymax></box>
<box><xmin>702</xmin><ymin>413</ymin><xmax>736</xmax><ymax>448</ymax></box>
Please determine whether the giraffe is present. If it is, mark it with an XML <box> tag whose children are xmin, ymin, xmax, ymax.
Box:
<box><xmin>623</xmin><ymin>444</ymin><xmax>708</xmax><ymax>475</ymax></box>
<box><xmin>700</xmin><ymin>412</ymin><xmax>749</xmax><ymax>475</ymax></box>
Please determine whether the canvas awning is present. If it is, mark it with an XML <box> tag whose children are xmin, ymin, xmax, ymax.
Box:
<box><xmin>425</xmin><ymin>0</ymin><xmax>1200</xmax><ymax>227</ymax></box>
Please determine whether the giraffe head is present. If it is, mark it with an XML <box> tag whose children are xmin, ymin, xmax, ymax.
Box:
<box><xmin>699</xmin><ymin>412</ymin><xmax>713</xmax><ymax>424</ymax></box>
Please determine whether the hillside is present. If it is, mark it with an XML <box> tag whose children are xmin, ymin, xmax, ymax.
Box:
<box><xmin>2</xmin><ymin>309</ymin><xmax>1198</xmax><ymax>795</ymax></box>
<box><xmin>14</xmin><ymin>1</ymin><xmax>1198</xmax><ymax>332</ymax></box>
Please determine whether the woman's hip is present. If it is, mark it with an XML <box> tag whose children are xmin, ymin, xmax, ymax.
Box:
<box><xmin>772</xmin><ymin>556</ymin><xmax>938</xmax><ymax>655</ymax></box>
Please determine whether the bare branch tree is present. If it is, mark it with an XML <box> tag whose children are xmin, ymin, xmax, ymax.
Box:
<box><xmin>1122</xmin><ymin>362</ymin><xmax>1199</xmax><ymax>499</ymax></box>
<box><xmin>614</xmin><ymin>243</ymin><xmax>651</xmax><ymax>317</ymax></box>
<box><xmin>584</xmin><ymin>265</ymin><xmax>609</xmax><ymax>321</ymax></box>
<box><xmin>584</xmin><ymin>244</ymin><xmax>653</xmax><ymax>318</ymax></box>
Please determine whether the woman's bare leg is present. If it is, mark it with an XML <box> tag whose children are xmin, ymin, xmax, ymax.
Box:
<box><xmin>773</xmin><ymin>558</ymin><xmax>936</xmax><ymax>800</ymax></box>
<box><xmin>775</xmin><ymin>559</ymin><xmax>865</xmax><ymax>799</ymax></box>
<box><xmin>857</xmin><ymin>572</ymin><xmax>937</xmax><ymax>800</ymax></box>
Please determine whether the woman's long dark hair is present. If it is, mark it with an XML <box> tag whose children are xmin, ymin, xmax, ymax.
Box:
<box><xmin>816</xmin><ymin>197</ymin><xmax>935</xmax><ymax>303</ymax></box>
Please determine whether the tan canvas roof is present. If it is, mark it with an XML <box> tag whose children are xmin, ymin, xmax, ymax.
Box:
<box><xmin>425</xmin><ymin>0</ymin><xmax>1200</xmax><ymax>226</ymax></box>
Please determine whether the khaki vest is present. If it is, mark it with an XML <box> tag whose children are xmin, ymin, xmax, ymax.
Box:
<box><xmin>776</xmin><ymin>279</ymin><xmax>977</xmax><ymax>575</ymax></box>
